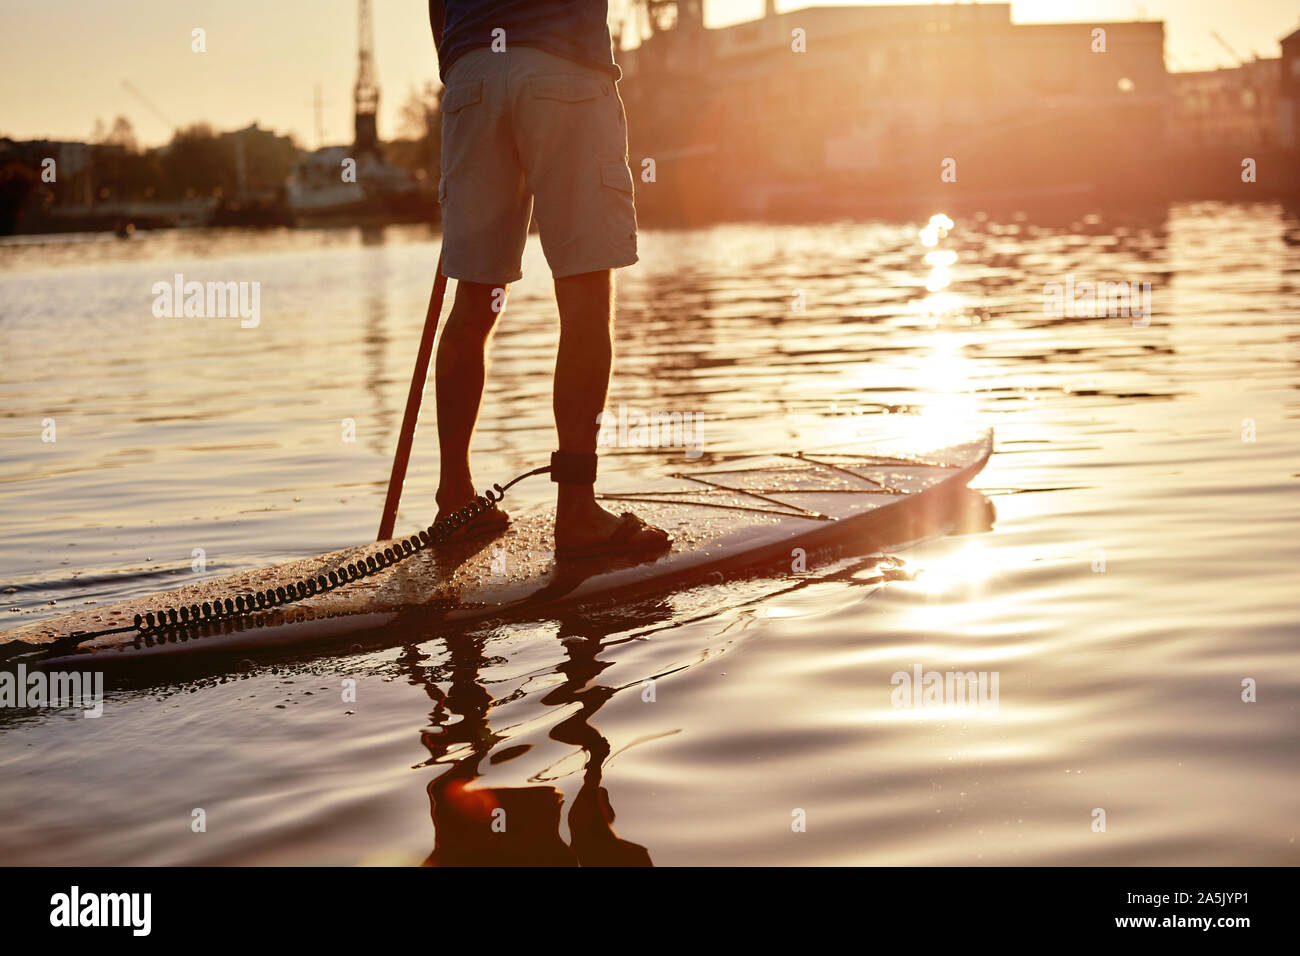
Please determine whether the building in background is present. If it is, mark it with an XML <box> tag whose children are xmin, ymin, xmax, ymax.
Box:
<box><xmin>1280</xmin><ymin>26</ymin><xmax>1300</xmax><ymax>148</ymax></box>
<box><xmin>617</xmin><ymin>2</ymin><xmax>1173</xmax><ymax>218</ymax></box>
<box><xmin>1169</xmin><ymin>58</ymin><xmax>1282</xmax><ymax>149</ymax></box>
<box><xmin>3</xmin><ymin>2</ymin><xmax>1296</xmax><ymax>234</ymax></box>
<box><xmin>285</xmin><ymin>0</ymin><xmax>433</xmax><ymax>223</ymax></box>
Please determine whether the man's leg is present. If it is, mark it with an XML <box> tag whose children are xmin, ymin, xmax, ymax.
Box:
<box><xmin>508</xmin><ymin>50</ymin><xmax>667</xmax><ymax>554</ymax></box>
<box><xmin>434</xmin><ymin>279</ymin><xmax>504</xmax><ymax>517</ymax></box>
<box><xmin>551</xmin><ymin>269</ymin><xmax>639</xmax><ymax>549</ymax></box>
<box><xmin>433</xmin><ymin>48</ymin><xmax>530</xmax><ymax>529</ymax></box>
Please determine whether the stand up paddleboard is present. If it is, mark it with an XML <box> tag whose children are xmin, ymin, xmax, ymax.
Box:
<box><xmin>1</xmin><ymin>429</ymin><xmax>992</xmax><ymax>666</ymax></box>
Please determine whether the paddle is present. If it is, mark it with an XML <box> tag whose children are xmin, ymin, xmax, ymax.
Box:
<box><xmin>377</xmin><ymin>250</ymin><xmax>449</xmax><ymax>541</ymax></box>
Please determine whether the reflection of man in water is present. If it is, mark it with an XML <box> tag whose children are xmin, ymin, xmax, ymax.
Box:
<box><xmin>426</xmin><ymin>775</ymin><xmax>650</xmax><ymax>867</ymax></box>
<box><xmin>411</xmin><ymin>627</ymin><xmax>652</xmax><ymax>866</ymax></box>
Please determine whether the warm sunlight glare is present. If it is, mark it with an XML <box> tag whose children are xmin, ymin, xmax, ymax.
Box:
<box><xmin>919</xmin><ymin>213</ymin><xmax>955</xmax><ymax>247</ymax></box>
<box><xmin>908</xmin><ymin>541</ymin><xmax>1017</xmax><ymax>602</ymax></box>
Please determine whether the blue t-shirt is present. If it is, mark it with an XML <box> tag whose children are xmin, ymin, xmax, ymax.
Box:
<box><xmin>432</xmin><ymin>1</ymin><xmax>621</xmax><ymax>82</ymax></box>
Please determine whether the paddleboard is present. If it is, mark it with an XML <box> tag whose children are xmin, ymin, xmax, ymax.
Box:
<box><xmin>1</xmin><ymin>428</ymin><xmax>992</xmax><ymax>665</ymax></box>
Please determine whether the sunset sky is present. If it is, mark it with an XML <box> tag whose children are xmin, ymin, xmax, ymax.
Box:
<box><xmin>2</xmin><ymin>0</ymin><xmax>1298</xmax><ymax>149</ymax></box>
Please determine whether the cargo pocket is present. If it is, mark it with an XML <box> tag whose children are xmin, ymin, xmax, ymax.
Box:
<box><xmin>601</xmin><ymin>162</ymin><xmax>638</xmax><ymax>250</ymax></box>
<box><xmin>529</xmin><ymin>74</ymin><xmax>608</xmax><ymax>103</ymax></box>
<box><xmin>442</xmin><ymin>78</ymin><xmax>483</xmax><ymax>114</ymax></box>
<box><xmin>600</xmin><ymin>162</ymin><xmax>634</xmax><ymax>195</ymax></box>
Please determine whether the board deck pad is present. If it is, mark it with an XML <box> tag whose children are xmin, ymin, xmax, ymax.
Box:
<box><xmin>2</xmin><ymin>429</ymin><xmax>992</xmax><ymax>664</ymax></box>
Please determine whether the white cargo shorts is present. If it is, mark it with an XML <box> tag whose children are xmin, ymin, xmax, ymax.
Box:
<box><xmin>438</xmin><ymin>46</ymin><xmax>639</xmax><ymax>284</ymax></box>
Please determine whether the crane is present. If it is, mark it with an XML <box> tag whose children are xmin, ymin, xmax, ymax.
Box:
<box><xmin>121</xmin><ymin>80</ymin><xmax>175</xmax><ymax>134</ymax></box>
<box><xmin>354</xmin><ymin>0</ymin><xmax>380</xmax><ymax>156</ymax></box>
<box><xmin>1210</xmin><ymin>30</ymin><xmax>1243</xmax><ymax>67</ymax></box>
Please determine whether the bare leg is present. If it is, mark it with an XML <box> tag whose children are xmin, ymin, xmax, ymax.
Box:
<box><xmin>552</xmin><ymin>269</ymin><xmax>645</xmax><ymax>549</ymax></box>
<box><xmin>434</xmin><ymin>279</ymin><xmax>504</xmax><ymax>519</ymax></box>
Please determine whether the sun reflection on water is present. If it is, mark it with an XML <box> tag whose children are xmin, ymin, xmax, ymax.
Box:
<box><xmin>913</xmin><ymin>214</ymin><xmax>965</xmax><ymax>315</ymax></box>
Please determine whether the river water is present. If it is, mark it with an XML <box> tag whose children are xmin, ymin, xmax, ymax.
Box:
<box><xmin>0</xmin><ymin>203</ymin><xmax>1296</xmax><ymax>864</ymax></box>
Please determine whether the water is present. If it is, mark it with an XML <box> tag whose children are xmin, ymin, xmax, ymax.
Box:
<box><xmin>1</xmin><ymin>203</ymin><xmax>1297</xmax><ymax>864</ymax></box>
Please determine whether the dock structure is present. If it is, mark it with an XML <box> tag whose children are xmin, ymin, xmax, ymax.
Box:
<box><xmin>615</xmin><ymin>2</ymin><xmax>1295</xmax><ymax>217</ymax></box>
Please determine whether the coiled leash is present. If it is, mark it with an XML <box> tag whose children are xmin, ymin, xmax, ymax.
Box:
<box><xmin>61</xmin><ymin>452</ymin><xmax>598</xmax><ymax>645</ymax></box>
<box><xmin>40</xmin><ymin>233</ymin><xmax>608</xmax><ymax>652</ymax></box>
<box><xmin>123</xmin><ymin>464</ymin><xmax>555</xmax><ymax>640</ymax></box>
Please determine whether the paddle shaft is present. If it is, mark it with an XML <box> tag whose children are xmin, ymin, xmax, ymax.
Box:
<box><xmin>377</xmin><ymin>251</ymin><xmax>448</xmax><ymax>541</ymax></box>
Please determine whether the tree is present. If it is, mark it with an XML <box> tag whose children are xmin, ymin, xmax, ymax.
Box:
<box><xmin>161</xmin><ymin>124</ymin><xmax>232</xmax><ymax>198</ymax></box>
<box><xmin>95</xmin><ymin>115</ymin><xmax>139</xmax><ymax>153</ymax></box>
<box><xmin>398</xmin><ymin>82</ymin><xmax>443</xmax><ymax>179</ymax></box>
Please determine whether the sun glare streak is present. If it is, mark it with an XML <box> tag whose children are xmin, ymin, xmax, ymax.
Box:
<box><xmin>904</xmin><ymin>331</ymin><xmax>980</xmax><ymax>432</ymax></box>
<box><xmin>763</xmin><ymin>606</ymin><xmax>801</xmax><ymax>618</ymax></box>
<box><xmin>925</xmin><ymin>265</ymin><xmax>952</xmax><ymax>292</ymax></box>
<box><xmin>901</xmin><ymin>542</ymin><xmax>1029</xmax><ymax>637</ymax></box>
<box><xmin>913</xmin><ymin>214</ymin><xmax>966</xmax><ymax>316</ymax></box>
<box><xmin>919</xmin><ymin>213</ymin><xmax>955</xmax><ymax>247</ymax></box>
<box><xmin>914</xmin><ymin>290</ymin><xmax>965</xmax><ymax>317</ymax></box>
<box><xmin>912</xmin><ymin>542</ymin><xmax>1001</xmax><ymax>593</ymax></box>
